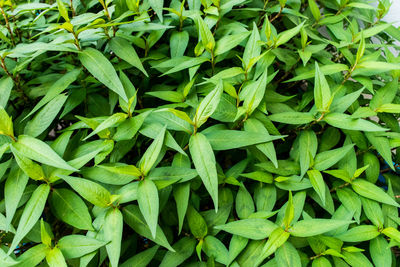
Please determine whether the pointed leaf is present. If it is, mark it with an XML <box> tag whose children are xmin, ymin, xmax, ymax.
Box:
<box><xmin>58</xmin><ymin>235</ymin><xmax>106</xmax><ymax>259</ymax></box>
<box><xmin>189</xmin><ymin>133</ymin><xmax>219</xmax><ymax>210</ymax></box>
<box><xmin>8</xmin><ymin>184</ymin><xmax>50</xmax><ymax>254</ymax></box>
<box><xmin>139</xmin><ymin>126</ymin><xmax>166</xmax><ymax>175</ymax></box>
<box><xmin>49</xmin><ymin>188</ymin><xmax>93</xmax><ymax>230</ymax></box>
<box><xmin>352</xmin><ymin>179</ymin><xmax>399</xmax><ymax>207</ymax></box>
<box><xmin>78</xmin><ymin>48</ymin><xmax>128</xmax><ymax>101</ymax></box>
<box><xmin>59</xmin><ymin>175</ymin><xmax>111</xmax><ymax>207</ymax></box>
<box><xmin>109</xmin><ymin>37</ymin><xmax>148</xmax><ymax>76</ymax></box>
<box><xmin>290</xmin><ymin>219</ymin><xmax>353</xmax><ymax>237</ymax></box>
<box><xmin>138</xmin><ymin>179</ymin><xmax>159</xmax><ymax>238</ymax></box>
<box><xmin>104</xmin><ymin>208</ymin><xmax>123</xmax><ymax>267</ymax></box>
<box><xmin>12</xmin><ymin>135</ymin><xmax>77</xmax><ymax>171</ymax></box>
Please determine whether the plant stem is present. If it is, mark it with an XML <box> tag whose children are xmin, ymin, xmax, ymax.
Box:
<box><xmin>70</xmin><ymin>0</ymin><xmax>76</xmax><ymax>17</ymax></box>
<box><xmin>270</xmin><ymin>6</ymin><xmax>283</xmax><ymax>22</ymax></box>
<box><xmin>0</xmin><ymin>6</ymin><xmax>15</xmax><ymax>46</ymax></box>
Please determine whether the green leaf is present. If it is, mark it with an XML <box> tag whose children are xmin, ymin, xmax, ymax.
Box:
<box><xmin>240</xmin><ymin>171</ymin><xmax>273</xmax><ymax>184</ymax></box>
<box><xmin>104</xmin><ymin>208</ymin><xmax>123</xmax><ymax>267</ymax></box>
<box><xmin>189</xmin><ymin>133</ymin><xmax>219</xmax><ymax>210</ymax></box>
<box><xmin>370</xmin><ymin>79</ymin><xmax>398</xmax><ymax>110</ymax></box>
<box><xmin>336</xmin><ymin>188</ymin><xmax>361</xmax><ymax>223</ymax></box>
<box><xmin>83</xmin><ymin>113</ymin><xmax>127</xmax><ymax>141</ymax></box>
<box><xmin>382</xmin><ymin>227</ymin><xmax>400</xmax><ymax>243</ymax></box>
<box><xmin>203</xmin><ymin>129</ymin><xmax>284</xmax><ymax>151</ymax></box>
<box><xmin>361</xmin><ymin>197</ymin><xmax>384</xmax><ymax>228</ymax></box>
<box><xmin>170</xmin><ymin>31</ymin><xmax>189</xmax><ymax>58</ymax></box>
<box><xmin>109</xmin><ymin>37</ymin><xmax>148</xmax><ymax>76</ymax></box>
<box><xmin>173</xmin><ymin>182</ymin><xmax>190</xmax><ymax>234</ymax></box>
<box><xmin>330</xmin><ymin>88</ymin><xmax>364</xmax><ymax>113</ymax></box>
<box><xmin>313</xmin><ymin>144</ymin><xmax>354</xmax><ymax>171</ymax></box>
<box><xmin>215</xmin><ymin>31</ymin><xmax>251</xmax><ymax>56</ymax></box>
<box><xmin>46</xmin><ymin>247</ymin><xmax>67</xmax><ymax>267</ymax></box>
<box><xmin>123</xmin><ymin>205</ymin><xmax>174</xmax><ymax>251</ymax></box>
<box><xmin>243</xmin><ymin>66</ymin><xmax>269</xmax><ymax>115</ymax></box>
<box><xmin>336</xmin><ymin>225</ymin><xmax>380</xmax><ymax>242</ymax></box>
<box><xmin>4</xmin><ymin>165</ymin><xmax>29</xmax><ymax>231</ymax></box>
<box><xmin>140</xmin><ymin>123</ymin><xmax>185</xmax><ymax>155</ymax></box>
<box><xmin>40</xmin><ymin>219</ymin><xmax>52</xmax><ymax>247</ymax></box>
<box><xmin>299</xmin><ymin>130</ymin><xmax>318</xmax><ymax>176</ymax></box>
<box><xmin>113</xmin><ymin>112</ymin><xmax>148</xmax><ymax>141</ymax></box>
<box><xmin>323</xmin><ymin>113</ymin><xmax>387</xmax><ymax>132</ymax></box>
<box><xmin>11</xmin><ymin>145</ymin><xmax>45</xmax><ymax>180</ymax></box>
<box><xmin>290</xmin><ymin>219</ymin><xmax>353</xmax><ymax>237</ymax></box>
<box><xmin>49</xmin><ymin>188</ymin><xmax>93</xmax><ymax>230</ymax></box>
<box><xmin>58</xmin><ymin>175</ymin><xmax>111</xmax><ymax>207</ymax></box>
<box><xmin>12</xmin><ymin>135</ymin><xmax>77</xmax><ymax>171</ymax></box>
<box><xmin>24</xmin><ymin>69</ymin><xmax>81</xmax><ymax>120</ymax></box>
<box><xmin>353</xmin><ymin>61</ymin><xmax>400</xmax><ymax>76</ymax></box>
<box><xmin>363</xmin><ymin>152</ymin><xmax>380</xmax><ymax>183</ymax></box>
<box><xmin>283</xmin><ymin>191</ymin><xmax>294</xmax><ymax>229</ymax></box>
<box><xmin>116</xmin><ymin>182</ymin><xmax>138</xmax><ymax>204</ymax></box>
<box><xmin>376</xmin><ymin>103</ymin><xmax>400</xmax><ymax>113</ymax></box>
<box><xmin>197</xmin><ymin>15</ymin><xmax>215</xmax><ymax>51</ymax></box>
<box><xmin>286</xmin><ymin>64</ymin><xmax>349</xmax><ymax>82</ymax></box>
<box><xmin>370</xmin><ymin>236</ymin><xmax>392</xmax><ymax>267</ymax></box>
<box><xmin>365</xmin><ymin>132</ymin><xmax>394</xmax><ymax>171</ymax></box>
<box><xmin>257</xmin><ymin>160</ymin><xmax>300</xmax><ymax>176</ymax></box>
<box><xmin>149</xmin><ymin>0</ymin><xmax>164</xmax><ymax>21</ymax></box>
<box><xmin>269</xmin><ymin>112</ymin><xmax>315</xmax><ymax>124</ymax></box>
<box><xmin>0</xmin><ymin>77</ymin><xmax>13</xmax><ymax>108</ymax></box>
<box><xmin>8</xmin><ymin>184</ymin><xmax>50</xmax><ymax>255</ymax></box>
<box><xmin>342</xmin><ymin>251</ymin><xmax>373</xmax><ymax>267</ymax></box>
<box><xmin>193</xmin><ymin>80</ymin><xmax>224</xmax><ymax>127</ymax></box>
<box><xmin>356</xmin><ymin>35</ymin><xmax>366</xmax><ymax>63</ymax></box>
<box><xmin>275</xmin><ymin>242</ymin><xmax>301</xmax><ymax>267</ymax></box>
<box><xmin>138</xmin><ymin>179</ymin><xmax>159</xmax><ymax>239</ymax></box>
<box><xmin>351</xmin><ymin>107</ymin><xmax>376</xmax><ymax>119</ymax></box>
<box><xmin>312</xmin><ymin>256</ymin><xmax>331</xmax><ymax>267</ymax></box>
<box><xmin>243</xmin><ymin>22</ymin><xmax>261</xmax><ymax>70</ymax></box>
<box><xmin>227</xmin><ymin>235</ymin><xmax>248</xmax><ymax>265</ymax></box>
<box><xmin>139</xmin><ymin>126</ymin><xmax>166</xmax><ymax>175</ymax></box>
<box><xmin>314</xmin><ymin>62</ymin><xmax>331</xmax><ymax>112</ymax></box>
<box><xmin>11</xmin><ymin>244</ymin><xmax>49</xmax><ymax>267</ymax></box>
<box><xmin>259</xmin><ymin>227</ymin><xmax>290</xmax><ymax>261</ymax></box>
<box><xmin>275</xmin><ymin>21</ymin><xmax>305</xmax><ymax>47</ymax></box>
<box><xmin>56</xmin><ymin>0</ymin><xmax>69</xmax><ymax>22</ymax></box>
<box><xmin>58</xmin><ymin>235</ymin><xmax>107</xmax><ymax>259</ymax></box>
<box><xmin>351</xmin><ymin>179</ymin><xmax>399</xmax><ymax>207</ymax></box>
<box><xmin>215</xmin><ymin>218</ymin><xmax>278</xmax><ymax>240</ymax></box>
<box><xmin>146</xmin><ymin>91</ymin><xmax>183</xmax><ymax>102</ymax></box>
<box><xmin>82</xmin><ymin>164</ymin><xmax>139</xmax><ymax>185</ymax></box>
<box><xmin>187</xmin><ymin>205</ymin><xmax>208</xmax><ymax>239</ymax></box>
<box><xmin>148</xmin><ymin>166</ymin><xmax>197</xmax><ymax>184</ymax></box>
<box><xmin>160</xmin><ymin>237</ymin><xmax>195</xmax><ymax>267</ymax></box>
<box><xmin>203</xmin><ymin>235</ymin><xmax>229</xmax><ymax>265</ymax></box>
<box><xmin>25</xmin><ymin>94</ymin><xmax>68</xmax><ymax>137</ymax></box>
<box><xmin>236</xmin><ymin>185</ymin><xmax>255</xmax><ymax>219</ymax></box>
<box><xmin>308</xmin><ymin>0</ymin><xmax>321</xmax><ymax>21</ymax></box>
<box><xmin>161</xmin><ymin>57</ymin><xmax>210</xmax><ymax>76</ymax></box>
<box><xmin>236</xmin><ymin>240</ymin><xmax>267</xmax><ymax>266</ymax></box>
<box><xmin>244</xmin><ymin>118</ymin><xmax>278</xmax><ymax>167</ymax></box>
<box><xmin>78</xmin><ymin>48</ymin><xmax>128</xmax><ymax>102</ymax></box>
<box><xmin>149</xmin><ymin>109</ymin><xmax>192</xmax><ymax>133</ymax></box>
<box><xmin>120</xmin><ymin>245</ymin><xmax>159</xmax><ymax>267</ymax></box>
<box><xmin>307</xmin><ymin>170</ymin><xmax>326</xmax><ymax>205</ymax></box>
<box><xmin>0</xmin><ymin>106</ymin><xmax>13</xmax><ymax>138</ymax></box>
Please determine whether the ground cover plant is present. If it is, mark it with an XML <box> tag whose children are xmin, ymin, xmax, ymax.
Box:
<box><xmin>1</xmin><ymin>0</ymin><xmax>400</xmax><ymax>266</ymax></box>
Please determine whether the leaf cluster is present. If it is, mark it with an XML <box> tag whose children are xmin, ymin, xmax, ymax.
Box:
<box><xmin>0</xmin><ymin>0</ymin><xmax>400</xmax><ymax>266</ymax></box>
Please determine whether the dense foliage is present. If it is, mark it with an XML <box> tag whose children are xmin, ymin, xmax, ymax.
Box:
<box><xmin>1</xmin><ymin>0</ymin><xmax>400</xmax><ymax>266</ymax></box>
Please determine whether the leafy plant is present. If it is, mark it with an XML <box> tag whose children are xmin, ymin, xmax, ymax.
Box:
<box><xmin>0</xmin><ymin>0</ymin><xmax>400</xmax><ymax>266</ymax></box>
